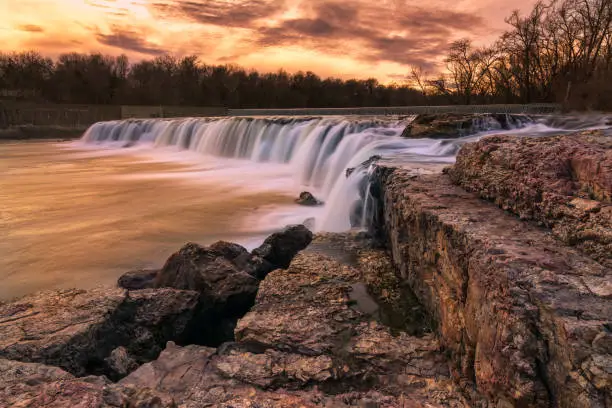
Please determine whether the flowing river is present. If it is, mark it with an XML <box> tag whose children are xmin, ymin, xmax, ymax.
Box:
<box><xmin>1</xmin><ymin>114</ymin><xmax>609</xmax><ymax>300</ymax></box>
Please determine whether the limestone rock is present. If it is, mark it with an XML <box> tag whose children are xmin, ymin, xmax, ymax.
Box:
<box><xmin>0</xmin><ymin>358</ymin><xmax>174</xmax><ymax>407</ymax></box>
<box><xmin>448</xmin><ymin>130</ymin><xmax>612</xmax><ymax>266</ymax></box>
<box><xmin>0</xmin><ymin>287</ymin><xmax>199</xmax><ymax>378</ymax></box>
<box><xmin>371</xmin><ymin>167</ymin><xmax>612</xmax><ymax>407</ymax></box>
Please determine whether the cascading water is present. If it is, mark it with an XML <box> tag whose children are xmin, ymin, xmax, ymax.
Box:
<box><xmin>79</xmin><ymin>113</ymin><xmax>610</xmax><ymax>233</ymax></box>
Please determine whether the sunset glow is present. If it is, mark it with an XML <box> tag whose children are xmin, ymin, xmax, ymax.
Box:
<box><xmin>2</xmin><ymin>0</ymin><xmax>538</xmax><ymax>82</ymax></box>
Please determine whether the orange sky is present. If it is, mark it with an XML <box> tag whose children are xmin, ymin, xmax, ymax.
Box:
<box><xmin>1</xmin><ymin>0</ymin><xmax>538</xmax><ymax>82</ymax></box>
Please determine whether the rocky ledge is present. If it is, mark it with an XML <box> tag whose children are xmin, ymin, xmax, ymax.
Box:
<box><xmin>369</xmin><ymin>130</ymin><xmax>611</xmax><ymax>407</ymax></box>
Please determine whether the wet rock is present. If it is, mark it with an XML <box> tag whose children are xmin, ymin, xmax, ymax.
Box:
<box><xmin>0</xmin><ymin>287</ymin><xmax>199</xmax><ymax>378</ymax></box>
<box><xmin>249</xmin><ymin>224</ymin><xmax>313</xmax><ymax>279</ymax></box>
<box><xmin>372</xmin><ymin>166</ymin><xmax>612</xmax><ymax>407</ymax></box>
<box><xmin>0</xmin><ymin>358</ymin><xmax>174</xmax><ymax>407</ymax></box>
<box><xmin>448</xmin><ymin>130</ymin><xmax>612</xmax><ymax>266</ymax></box>
<box><xmin>295</xmin><ymin>191</ymin><xmax>323</xmax><ymax>206</ymax></box>
<box><xmin>346</xmin><ymin>155</ymin><xmax>381</xmax><ymax>178</ymax></box>
<box><xmin>117</xmin><ymin>269</ymin><xmax>158</xmax><ymax>290</ymax></box>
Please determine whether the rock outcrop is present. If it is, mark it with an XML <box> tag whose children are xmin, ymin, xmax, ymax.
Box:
<box><xmin>117</xmin><ymin>269</ymin><xmax>158</xmax><ymax>290</ymax></box>
<box><xmin>401</xmin><ymin>113</ymin><xmax>531</xmax><ymax>139</ymax></box>
<box><xmin>448</xmin><ymin>130</ymin><xmax>612</xmax><ymax>266</ymax></box>
<box><xmin>0</xmin><ymin>287</ymin><xmax>199</xmax><ymax>379</ymax></box>
<box><xmin>295</xmin><ymin>191</ymin><xmax>324</xmax><ymax>206</ymax></box>
<box><xmin>0</xmin><ymin>358</ymin><xmax>173</xmax><ymax>407</ymax></box>
<box><xmin>249</xmin><ymin>224</ymin><xmax>313</xmax><ymax>279</ymax></box>
<box><xmin>370</xmin><ymin>164</ymin><xmax>612</xmax><ymax>407</ymax></box>
<box><xmin>118</xmin><ymin>239</ymin><xmax>469</xmax><ymax>407</ymax></box>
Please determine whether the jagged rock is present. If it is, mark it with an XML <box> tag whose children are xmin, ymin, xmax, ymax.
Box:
<box><xmin>295</xmin><ymin>191</ymin><xmax>323</xmax><ymax>206</ymax></box>
<box><xmin>371</xmin><ymin>166</ymin><xmax>612</xmax><ymax>407</ymax></box>
<box><xmin>0</xmin><ymin>287</ymin><xmax>199</xmax><ymax>378</ymax></box>
<box><xmin>0</xmin><ymin>358</ymin><xmax>174</xmax><ymax>407</ymax></box>
<box><xmin>155</xmin><ymin>242</ymin><xmax>259</xmax><ymax>317</ymax></box>
<box><xmin>249</xmin><ymin>224</ymin><xmax>313</xmax><ymax>279</ymax></box>
<box><xmin>117</xmin><ymin>269</ymin><xmax>158</xmax><ymax>290</ymax></box>
<box><xmin>448</xmin><ymin>130</ymin><xmax>612</xmax><ymax>266</ymax></box>
<box><xmin>120</xmin><ymin>243</ymin><xmax>467</xmax><ymax>407</ymax></box>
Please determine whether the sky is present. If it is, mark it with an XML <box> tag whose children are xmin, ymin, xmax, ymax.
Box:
<box><xmin>0</xmin><ymin>0</ymin><xmax>538</xmax><ymax>82</ymax></box>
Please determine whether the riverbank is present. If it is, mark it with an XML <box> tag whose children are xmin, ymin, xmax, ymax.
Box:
<box><xmin>1</xmin><ymin>128</ymin><xmax>609</xmax><ymax>407</ymax></box>
<box><xmin>0</xmin><ymin>125</ymin><xmax>86</xmax><ymax>140</ymax></box>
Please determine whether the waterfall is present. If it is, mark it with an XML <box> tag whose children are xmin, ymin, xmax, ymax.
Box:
<box><xmin>80</xmin><ymin>114</ymin><xmax>554</xmax><ymax>232</ymax></box>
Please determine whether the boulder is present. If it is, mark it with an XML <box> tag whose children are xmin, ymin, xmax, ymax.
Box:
<box><xmin>250</xmin><ymin>224</ymin><xmax>313</xmax><ymax>278</ymax></box>
<box><xmin>0</xmin><ymin>358</ymin><xmax>173</xmax><ymax>407</ymax></box>
<box><xmin>117</xmin><ymin>269</ymin><xmax>158</xmax><ymax>290</ymax></box>
<box><xmin>448</xmin><ymin>130</ymin><xmax>612</xmax><ymax>266</ymax></box>
<box><xmin>401</xmin><ymin>113</ymin><xmax>530</xmax><ymax>139</ymax></box>
<box><xmin>155</xmin><ymin>242</ymin><xmax>259</xmax><ymax>317</ymax></box>
<box><xmin>0</xmin><ymin>287</ymin><xmax>199</xmax><ymax>378</ymax></box>
<box><xmin>294</xmin><ymin>191</ymin><xmax>323</xmax><ymax>206</ymax></box>
<box><xmin>371</xmin><ymin>166</ymin><xmax>612</xmax><ymax>407</ymax></box>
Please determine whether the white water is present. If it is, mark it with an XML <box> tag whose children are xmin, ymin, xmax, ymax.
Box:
<box><xmin>79</xmin><ymin>114</ymin><xmax>611</xmax><ymax>233</ymax></box>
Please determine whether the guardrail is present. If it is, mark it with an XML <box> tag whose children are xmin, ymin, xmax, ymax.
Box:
<box><xmin>228</xmin><ymin>104</ymin><xmax>561</xmax><ymax>116</ymax></box>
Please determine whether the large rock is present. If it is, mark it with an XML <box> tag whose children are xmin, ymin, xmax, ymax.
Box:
<box><xmin>0</xmin><ymin>287</ymin><xmax>199</xmax><ymax>379</ymax></box>
<box><xmin>448</xmin><ymin>130</ymin><xmax>612</xmax><ymax>266</ymax></box>
<box><xmin>0</xmin><ymin>358</ymin><xmax>173</xmax><ymax>407</ymax></box>
<box><xmin>155</xmin><ymin>242</ymin><xmax>259</xmax><ymax>316</ymax></box>
<box><xmin>249</xmin><ymin>224</ymin><xmax>313</xmax><ymax>278</ymax></box>
<box><xmin>402</xmin><ymin>113</ymin><xmax>530</xmax><ymax>139</ymax></box>
<box><xmin>371</xmin><ymin>166</ymin><xmax>611</xmax><ymax>408</ymax></box>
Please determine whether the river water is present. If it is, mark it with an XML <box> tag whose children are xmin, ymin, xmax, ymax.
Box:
<box><xmin>1</xmin><ymin>114</ymin><xmax>609</xmax><ymax>300</ymax></box>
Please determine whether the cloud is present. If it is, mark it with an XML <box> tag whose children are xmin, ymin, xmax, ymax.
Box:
<box><xmin>146</xmin><ymin>0</ymin><xmax>484</xmax><ymax>70</ymax></box>
<box><xmin>151</xmin><ymin>0</ymin><xmax>286</xmax><ymax>27</ymax></box>
<box><xmin>254</xmin><ymin>2</ymin><xmax>483</xmax><ymax>69</ymax></box>
<box><xmin>95</xmin><ymin>26</ymin><xmax>167</xmax><ymax>56</ymax></box>
<box><xmin>17</xmin><ymin>24</ymin><xmax>44</xmax><ymax>33</ymax></box>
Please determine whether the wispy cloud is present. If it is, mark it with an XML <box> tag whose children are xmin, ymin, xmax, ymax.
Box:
<box><xmin>17</xmin><ymin>24</ymin><xmax>45</xmax><ymax>33</ymax></box>
<box><xmin>94</xmin><ymin>26</ymin><xmax>167</xmax><ymax>56</ymax></box>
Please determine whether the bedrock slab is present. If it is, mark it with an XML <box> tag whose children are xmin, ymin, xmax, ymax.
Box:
<box><xmin>448</xmin><ymin>131</ymin><xmax>612</xmax><ymax>266</ymax></box>
<box><xmin>0</xmin><ymin>287</ymin><xmax>199</xmax><ymax>379</ymax></box>
<box><xmin>371</xmin><ymin>167</ymin><xmax>611</xmax><ymax>408</ymax></box>
<box><xmin>0</xmin><ymin>358</ymin><xmax>173</xmax><ymax>407</ymax></box>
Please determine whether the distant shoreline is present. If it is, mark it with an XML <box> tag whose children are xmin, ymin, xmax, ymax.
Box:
<box><xmin>0</xmin><ymin>126</ymin><xmax>86</xmax><ymax>141</ymax></box>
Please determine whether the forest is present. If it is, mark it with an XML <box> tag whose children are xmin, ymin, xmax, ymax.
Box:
<box><xmin>1</xmin><ymin>0</ymin><xmax>610</xmax><ymax>110</ymax></box>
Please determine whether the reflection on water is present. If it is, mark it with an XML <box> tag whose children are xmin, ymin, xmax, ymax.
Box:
<box><xmin>0</xmin><ymin>141</ymin><xmax>293</xmax><ymax>300</ymax></box>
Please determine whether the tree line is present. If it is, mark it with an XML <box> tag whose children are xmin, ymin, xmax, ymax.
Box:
<box><xmin>1</xmin><ymin>0</ymin><xmax>610</xmax><ymax>110</ymax></box>
<box><xmin>412</xmin><ymin>0</ymin><xmax>611</xmax><ymax>110</ymax></box>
